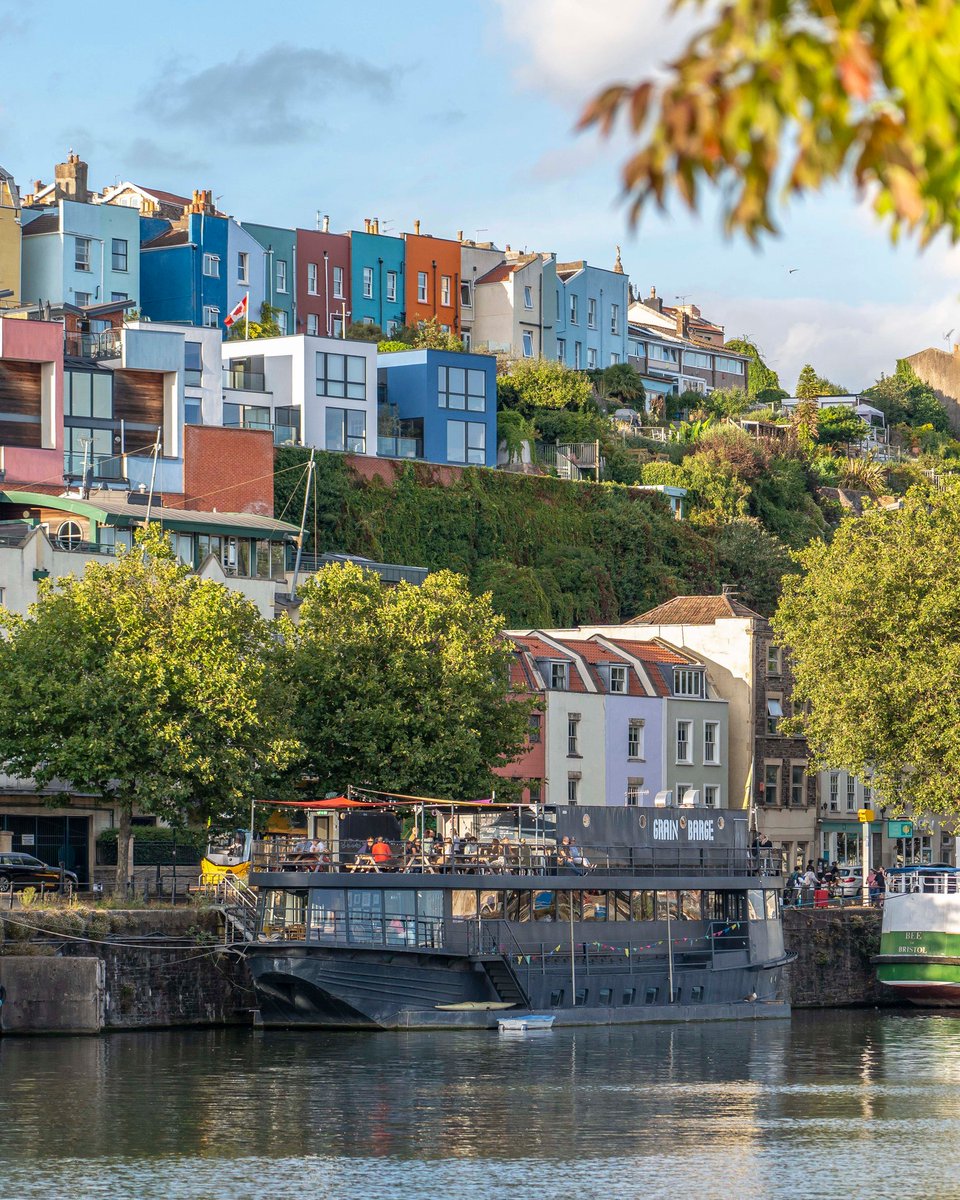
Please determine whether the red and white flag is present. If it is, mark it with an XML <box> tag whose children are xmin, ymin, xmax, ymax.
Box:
<box><xmin>224</xmin><ymin>293</ymin><xmax>249</xmax><ymax>329</ymax></box>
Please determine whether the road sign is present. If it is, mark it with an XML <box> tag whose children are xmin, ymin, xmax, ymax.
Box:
<box><xmin>858</xmin><ymin>808</ymin><xmax>875</xmax><ymax>823</ymax></box>
<box><xmin>886</xmin><ymin>820</ymin><xmax>914</xmax><ymax>838</ymax></box>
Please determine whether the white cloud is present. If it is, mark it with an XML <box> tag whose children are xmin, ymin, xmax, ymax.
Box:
<box><xmin>491</xmin><ymin>0</ymin><xmax>712</xmax><ymax>106</ymax></box>
<box><xmin>708</xmin><ymin>292</ymin><xmax>960</xmax><ymax>393</ymax></box>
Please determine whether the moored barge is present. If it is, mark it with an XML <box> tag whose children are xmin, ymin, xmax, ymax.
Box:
<box><xmin>244</xmin><ymin>801</ymin><xmax>791</xmax><ymax>1029</ymax></box>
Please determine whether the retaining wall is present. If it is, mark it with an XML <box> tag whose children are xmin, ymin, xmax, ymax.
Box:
<box><xmin>783</xmin><ymin>906</ymin><xmax>894</xmax><ymax>1008</ymax></box>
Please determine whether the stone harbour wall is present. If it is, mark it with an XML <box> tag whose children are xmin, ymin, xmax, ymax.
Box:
<box><xmin>783</xmin><ymin>906</ymin><xmax>896</xmax><ymax>1008</ymax></box>
<box><xmin>0</xmin><ymin>907</ymin><xmax>255</xmax><ymax>1035</ymax></box>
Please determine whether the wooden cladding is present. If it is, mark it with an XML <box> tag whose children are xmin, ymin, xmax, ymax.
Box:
<box><xmin>0</xmin><ymin>360</ymin><xmax>42</xmax><ymax>448</ymax></box>
<box><xmin>112</xmin><ymin>370</ymin><xmax>164</xmax><ymax>433</ymax></box>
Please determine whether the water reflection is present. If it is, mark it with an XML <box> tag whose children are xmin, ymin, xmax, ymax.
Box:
<box><xmin>1</xmin><ymin>1013</ymin><xmax>959</xmax><ymax>1199</ymax></box>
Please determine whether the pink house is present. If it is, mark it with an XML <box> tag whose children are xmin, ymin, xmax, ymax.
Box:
<box><xmin>0</xmin><ymin>317</ymin><xmax>63</xmax><ymax>487</ymax></box>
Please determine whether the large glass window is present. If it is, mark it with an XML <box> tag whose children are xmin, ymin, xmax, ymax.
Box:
<box><xmin>438</xmin><ymin>366</ymin><xmax>486</xmax><ymax>412</ymax></box>
<box><xmin>348</xmin><ymin>889</ymin><xmax>383</xmax><ymax>944</ymax></box>
<box><xmin>446</xmin><ymin>420</ymin><xmax>485</xmax><ymax>465</ymax></box>
<box><xmin>673</xmin><ymin>668</ymin><xmax>705</xmax><ymax>697</ymax></box>
<box><xmin>325</xmin><ymin>407</ymin><xmax>367</xmax><ymax>454</ymax></box>
<box><xmin>317</xmin><ymin>352</ymin><xmax>366</xmax><ymax>400</ymax></box>
<box><xmin>74</xmin><ymin>236</ymin><xmax>91</xmax><ymax>272</ymax></box>
<box><xmin>309</xmin><ymin>888</ymin><xmax>345</xmax><ymax>942</ymax></box>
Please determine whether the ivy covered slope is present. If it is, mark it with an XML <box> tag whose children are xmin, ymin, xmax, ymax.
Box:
<box><xmin>275</xmin><ymin>449</ymin><xmax>801</xmax><ymax>624</ymax></box>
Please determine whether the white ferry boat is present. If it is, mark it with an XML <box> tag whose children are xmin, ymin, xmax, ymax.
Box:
<box><xmin>874</xmin><ymin>866</ymin><xmax>960</xmax><ymax>1005</ymax></box>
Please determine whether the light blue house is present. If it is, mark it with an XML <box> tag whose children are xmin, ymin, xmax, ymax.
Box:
<box><xmin>376</xmin><ymin>348</ymin><xmax>497</xmax><ymax>468</ymax></box>
<box><xmin>349</xmin><ymin>223</ymin><xmax>405</xmax><ymax>333</ymax></box>
<box><xmin>20</xmin><ymin>199</ymin><xmax>141</xmax><ymax>310</ymax></box>
<box><xmin>238</xmin><ymin>222</ymin><xmax>292</xmax><ymax>332</ymax></box>
<box><xmin>554</xmin><ymin>255</ymin><xmax>629</xmax><ymax>371</ymax></box>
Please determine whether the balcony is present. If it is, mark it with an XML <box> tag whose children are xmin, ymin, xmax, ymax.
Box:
<box><xmin>377</xmin><ymin>435</ymin><xmax>423</xmax><ymax>460</ymax></box>
<box><xmin>223</xmin><ymin>418</ymin><xmax>299</xmax><ymax>447</ymax></box>
<box><xmin>64</xmin><ymin>329</ymin><xmax>122</xmax><ymax>360</ymax></box>
<box><xmin>222</xmin><ymin>367</ymin><xmax>266</xmax><ymax>392</ymax></box>
<box><xmin>63</xmin><ymin>451</ymin><xmax>124</xmax><ymax>481</ymax></box>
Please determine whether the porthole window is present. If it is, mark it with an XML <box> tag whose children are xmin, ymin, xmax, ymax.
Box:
<box><xmin>56</xmin><ymin>521</ymin><xmax>83</xmax><ymax>550</ymax></box>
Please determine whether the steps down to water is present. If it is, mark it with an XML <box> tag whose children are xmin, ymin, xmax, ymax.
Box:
<box><xmin>481</xmin><ymin>957</ymin><xmax>529</xmax><ymax>1008</ymax></box>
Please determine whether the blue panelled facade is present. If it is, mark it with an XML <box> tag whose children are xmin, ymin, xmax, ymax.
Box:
<box><xmin>139</xmin><ymin>213</ymin><xmax>229</xmax><ymax>330</ymax></box>
<box><xmin>241</xmin><ymin>222</ymin><xmax>294</xmax><ymax>334</ymax></box>
<box><xmin>377</xmin><ymin>349</ymin><xmax>497</xmax><ymax>468</ymax></box>
<box><xmin>554</xmin><ymin>261</ymin><xmax>630</xmax><ymax>371</ymax></box>
<box><xmin>349</xmin><ymin>228</ymin><xmax>405</xmax><ymax>333</ymax></box>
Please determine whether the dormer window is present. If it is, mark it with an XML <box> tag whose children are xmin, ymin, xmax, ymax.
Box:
<box><xmin>673</xmin><ymin>668</ymin><xmax>704</xmax><ymax>698</ymax></box>
<box><xmin>609</xmin><ymin>664</ymin><xmax>627</xmax><ymax>694</ymax></box>
<box><xmin>548</xmin><ymin>661</ymin><xmax>568</xmax><ymax>690</ymax></box>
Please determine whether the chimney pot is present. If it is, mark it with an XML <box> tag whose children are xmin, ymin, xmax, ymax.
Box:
<box><xmin>372</xmin><ymin>218</ymin><xmax>379</xmax><ymax>234</ymax></box>
<box><xmin>322</xmin><ymin>214</ymin><xmax>330</xmax><ymax>233</ymax></box>
<box><xmin>414</xmin><ymin>218</ymin><xmax>421</xmax><ymax>235</ymax></box>
<box><xmin>457</xmin><ymin>229</ymin><xmax>463</xmax><ymax>241</ymax></box>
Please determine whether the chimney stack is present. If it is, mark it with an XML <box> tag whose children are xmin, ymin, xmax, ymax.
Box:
<box><xmin>643</xmin><ymin>286</ymin><xmax>663</xmax><ymax>314</ymax></box>
<box><xmin>676</xmin><ymin>309</ymin><xmax>691</xmax><ymax>339</ymax></box>
<box><xmin>364</xmin><ymin>218</ymin><xmax>371</xmax><ymax>233</ymax></box>
<box><xmin>372</xmin><ymin>218</ymin><xmax>379</xmax><ymax>235</ymax></box>
<box><xmin>322</xmin><ymin>214</ymin><xmax>330</xmax><ymax>233</ymax></box>
<box><xmin>414</xmin><ymin>218</ymin><xmax>421</xmax><ymax>235</ymax></box>
<box><xmin>457</xmin><ymin>229</ymin><xmax>463</xmax><ymax>241</ymax></box>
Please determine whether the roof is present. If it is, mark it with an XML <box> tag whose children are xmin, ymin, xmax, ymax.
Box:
<box><xmin>142</xmin><ymin>226</ymin><xmax>190</xmax><ymax>250</ymax></box>
<box><xmin>475</xmin><ymin>262</ymin><xmax>522</xmax><ymax>286</ymax></box>
<box><xmin>629</xmin><ymin>594</ymin><xmax>762</xmax><ymax>625</ymax></box>
<box><xmin>21</xmin><ymin>212</ymin><xmax>59</xmax><ymax>236</ymax></box>
<box><xmin>136</xmin><ymin>186</ymin><xmax>192</xmax><ymax>208</ymax></box>
<box><xmin>1</xmin><ymin>491</ymin><xmax>299</xmax><ymax>540</ymax></box>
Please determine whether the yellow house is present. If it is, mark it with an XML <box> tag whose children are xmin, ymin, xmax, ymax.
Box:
<box><xmin>0</xmin><ymin>166</ymin><xmax>21</xmax><ymax>305</ymax></box>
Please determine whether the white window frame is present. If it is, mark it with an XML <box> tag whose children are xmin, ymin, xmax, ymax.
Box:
<box><xmin>673</xmin><ymin>668</ymin><xmax>704</xmax><ymax>697</ymax></box>
<box><xmin>202</xmin><ymin>253</ymin><xmax>220</xmax><ymax>278</ymax></box>
<box><xmin>609</xmin><ymin>665</ymin><xmax>627</xmax><ymax>694</ymax></box>
<box><xmin>570</xmin><ymin>294</ymin><xmax>579</xmax><ymax>325</ymax></box>
<box><xmin>441</xmin><ymin>275</ymin><xmax>451</xmax><ymax>306</ymax></box>
<box><xmin>276</xmin><ymin>259</ymin><xmax>288</xmax><ymax>293</ymax></box>
<box><xmin>703</xmin><ymin>721</ymin><xmax>720</xmax><ymax>766</ymax></box>
<box><xmin>567</xmin><ymin>775</ymin><xmax>580</xmax><ymax>805</ymax></box>
<box><xmin>417</xmin><ymin>271</ymin><xmax>428</xmax><ymax>303</ymax></box>
<box><xmin>549</xmin><ymin>662</ymin><xmax>567</xmax><ymax>690</ymax></box>
<box><xmin>627</xmin><ymin>719</ymin><xmax>644</xmax><ymax>760</ymax></box>
<box><xmin>522</xmin><ymin>330</ymin><xmax>534</xmax><ymax>358</ymax></box>
<box><xmin>587</xmin><ymin>297</ymin><xmax>597</xmax><ymax>329</ymax></box>
<box><xmin>846</xmin><ymin>774</ymin><xmax>857</xmax><ymax>812</ymax></box>
<box><xmin>567</xmin><ymin>715</ymin><xmax>580</xmax><ymax>757</ymax></box>
<box><xmin>703</xmin><ymin>785</ymin><xmax>719</xmax><ymax>808</ymax></box>
<box><xmin>237</xmin><ymin>252</ymin><xmax>249</xmax><ymax>284</ymax></box>
<box><xmin>386</xmin><ymin>271</ymin><xmax>397</xmax><ymax>302</ymax></box>
<box><xmin>626</xmin><ymin>778</ymin><xmax>643</xmax><ymax>806</ymax></box>
<box><xmin>557</xmin><ymin>338</ymin><xmax>566</xmax><ymax>363</ymax></box>
<box><xmin>829</xmin><ymin>772</ymin><xmax>839</xmax><ymax>812</ymax></box>
<box><xmin>74</xmin><ymin>236</ymin><xmax>91</xmax><ymax>272</ymax></box>
<box><xmin>307</xmin><ymin>262</ymin><xmax>318</xmax><ymax>295</ymax></box>
<box><xmin>333</xmin><ymin>266</ymin><xmax>344</xmax><ymax>299</ymax></box>
<box><xmin>676</xmin><ymin>719</ymin><xmax>693</xmax><ymax>765</ymax></box>
<box><xmin>202</xmin><ymin>305</ymin><xmax>219</xmax><ymax>328</ymax></box>
<box><xmin>460</xmin><ymin>281</ymin><xmax>472</xmax><ymax>308</ymax></box>
<box><xmin>587</xmin><ymin>347</ymin><xmax>597</xmax><ymax>369</ymax></box>
<box><xmin>574</xmin><ymin>342</ymin><xmax>582</xmax><ymax>369</ymax></box>
<box><xmin>610</xmin><ymin>303</ymin><xmax>620</xmax><ymax>335</ymax></box>
<box><xmin>523</xmin><ymin>285</ymin><xmax>534</xmax><ymax>310</ymax></box>
<box><xmin>306</xmin><ymin>313</ymin><xmax>319</xmax><ymax>336</ymax></box>
<box><xmin>362</xmin><ymin>266</ymin><xmax>374</xmax><ymax>299</ymax></box>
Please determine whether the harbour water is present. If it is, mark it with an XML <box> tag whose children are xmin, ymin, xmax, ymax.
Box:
<box><xmin>1</xmin><ymin>1011</ymin><xmax>957</xmax><ymax>1199</ymax></box>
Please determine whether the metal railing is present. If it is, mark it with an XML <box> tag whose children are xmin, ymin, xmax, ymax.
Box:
<box><xmin>63</xmin><ymin>451</ymin><xmax>124</xmax><ymax>480</ymax></box>
<box><xmin>251</xmin><ymin>838</ymin><xmax>783</xmax><ymax>879</ymax></box>
<box><xmin>64</xmin><ymin>329</ymin><xmax>122</xmax><ymax>360</ymax></box>
<box><xmin>284</xmin><ymin>553</ymin><xmax>429</xmax><ymax>585</ymax></box>
<box><xmin>222</xmin><ymin>368</ymin><xmax>267</xmax><ymax>392</ymax></box>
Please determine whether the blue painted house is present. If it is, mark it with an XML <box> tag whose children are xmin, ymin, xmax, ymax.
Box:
<box><xmin>349</xmin><ymin>221</ymin><xmax>405</xmax><ymax>334</ymax></box>
<box><xmin>377</xmin><ymin>348</ymin><xmax>497</xmax><ymax>468</ymax></box>
<box><xmin>554</xmin><ymin>255</ymin><xmax>629</xmax><ymax>371</ymax></box>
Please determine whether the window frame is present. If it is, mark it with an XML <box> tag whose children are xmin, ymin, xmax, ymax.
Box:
<box><xmin>202</xmin><ymin>253</ymin><xmax>220</xmax><ymax>278</ymax></box>
<box><xmin>627</xmin><ymin>719</ymin><xmax>644</xmax><ymax>761</ymax></box>
<box><xmin>676</xmin><ymin>719</ymin><xmax>693</xmax><ymax>765</ymax></box>
<box><xmin>362</xmin><ymin>266</ymin><xmax>374</xmax><ymax>299</ymax></box>
<box><xmin>417</xmin><ymin>271</ymin><xmax>428</xmax><ymax>303</ymax></box>
<box><xmin>111</xmin><ymin>237</ymin><xmax>128</xmax><ymax>273</ymax></box>
<box><xmin>703</xmin><ymin>721</ymin><xmax>720</xmax><ymax>766</ymax></box>
<box><xmin>74</xmin><ymin>236</ymin><xmax>91</xmax><ymax>272</ymax></box>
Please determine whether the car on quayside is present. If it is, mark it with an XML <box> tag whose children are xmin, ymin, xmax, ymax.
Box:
<box><xmin>0</xmin><ymin>852</ymin><xmax>78</xmax><ymax>893</ymax></box>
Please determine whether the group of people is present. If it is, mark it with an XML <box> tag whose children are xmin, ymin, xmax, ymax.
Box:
<box><xmin>784</xmin><ymin>861</ymin><xmax>887</xmax><ymax>907</ymax></box>
<box><xmin>281</xmin><ymin>831</ymin><xmax>593</xmax><ymax>875</ymax></box>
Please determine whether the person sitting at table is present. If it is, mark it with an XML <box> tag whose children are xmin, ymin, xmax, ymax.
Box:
<box><xmin>371</xmin><ymin>836</ymin><xmax>393</xmax><ymax>870</ymax></box>
<box><xmin>440</xmin><ymin>837</ymin><xmax>456</xmax><ymax>873</ymax></box>
<box><xmin>404</xmin><ymin>839</ymin><xmax>422</xmax><ymax>871</ymax></box>
<box><xmin>487</xmin><ymin>838</ymin><xmax>505</xmax><ymax>869</ymax></box>
<box><xmin>353</xmin><ymin>837</ymin><xmax>377</xmax><ymax>871</ymax></box>
<box><xmin>568</xmin><ymin>838</ymin><xmax>591</xmax><ymax>875</ymax></box>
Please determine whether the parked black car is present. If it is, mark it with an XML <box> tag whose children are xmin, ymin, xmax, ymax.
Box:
<box><xmin>0</xmin><ymin>852</ymin><xmax>78</xmax><ymax>893</ymax></box>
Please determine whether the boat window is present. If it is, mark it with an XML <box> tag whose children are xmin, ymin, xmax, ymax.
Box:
<box><xmin>726</xmin><ymin>892</ymin><xmax>748</xmax><ymax>922</ymax></box>
<box><xmin>261</xmin><ymin>888</ymin><xmax>307</xmax><ymax>939</ymax></box>
<box><xmin>679</xmin><ymin>890</ymin><xmax>702</xmax><ymax>920</ymax></box>
<box><xmin>557</xmin><ymin>890</ymin><xmax>582</xmax><ymax>921</ymax></box>
<box><xmin>574</xmin><ymin>988</ymin><xmax>588</xmax><ymax>1006</ymax></box>
<box><xmin>611</xmin><ymin>891</ymin><xmax>632</xmax><ymax>921</ymax></box>
<box><xmin>581</xmin><ymin>890</ymin><xmax>606</xmax><ymax>920</ymax></box>
<box><xmin>416</xmin><ymin>890</ymin><xmax>444</xmax><ymax>948</ymax></box>
<box><xmin>691</xmin><ymin>986</ymin><xmax>705</xmax><ymax>1002</ymax></box>
<box><xmin>309</xmin><ymin>888</ymin><xmax>345</xmax><ymax>942</ymax></box>
<box><xmin>504</xmin><ymin>891</ymin><xmax>532</xmax><ymax>921</ymax></box>
<box><xmin>599</xmin><ymin>988</ymin><xmax>613</xmax><ymax>1005</ymax></box>
<box><xmin>348</xmin><ymin>889</ymin><xmax>384</xmax><ymax>944</ymax></box>
<box><xmin>655</xmin><ymin>891</ymin><xmax>679</xmax><ymax>921</ymax></box>
<box><xmin>480</xmin><ymin>890</ymin><xmax>503</xmax><ymax>918</ymax></box>
<box><xmin>645</xmin><ymin>986</ymin><xmax>659</xmax><ymax>1004</ymax></box>
<box><xmin>747</xmin><ymin>889</ymin><xmax>765</xmax><ymax>921</ymax></box>
<box><xmin>631</xmin><ymin>890</ymin><xmax>654</xmax><ymax>920</ymax></box>
<box><xmin>765</xmin><ymin>891</ymin><xmax>779</xmax><ymax>920</ymax></box>
<box><xmin>622</xmin><ymin>988</ymin><xmax>636</xmax><ymax>1005</ymax></box>
<box><xmin>550</xmin><ymin>989</ymin><xmax>564</xmax><ymax>1007</ymax></box>
<box><xmin>452</xmin><ymin>889</ymin><xmax>478</xmax><ymax>919</ymax></box>
<box><xmin>533</xmin><ymin>890</ymin><xmax>556</xmax><ymax>921</ymax></box>
<box><xmin>384</xmin><ymin>889</ymin><xmax>416</xmax><ymax>947</ymax></box>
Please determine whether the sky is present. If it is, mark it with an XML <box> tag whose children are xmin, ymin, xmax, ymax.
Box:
<box><xmin>1</xmin><ymin>0</ymin><xmax>957</xmax><ymax>391</ymax></box>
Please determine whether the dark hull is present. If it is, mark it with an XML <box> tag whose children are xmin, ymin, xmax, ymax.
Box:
<box><xmin>246</xmin><ymin>945</ymin><xmax>790</xmax><ymax>1030</ymax></box>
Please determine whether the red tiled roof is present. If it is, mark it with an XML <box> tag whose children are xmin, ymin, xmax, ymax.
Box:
<box><xmin>603</xmin><ymin>638</ymin><xmax>692</xmax><ymax>664</ymax></box>
<box><xmin>629</xmin><ymin>594</ymin><xmax>761</xmax><ymax>625</ymax></box>
<box><xmin>475</xmin><ymin>262</ymin><xmax>519</xmax><ymax>285</ymax></box>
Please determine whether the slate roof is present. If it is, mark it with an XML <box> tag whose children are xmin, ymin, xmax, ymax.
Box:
<box><xmin>628</xmin><ymin>595</ymin><xmax>762</xmax><ymax>625</ymax></box>
<box><xmin>142</xmin><ymin>226</ymin><xmax>190</xmax><ymax>249</ymax></box>
<box><xmin>21</xmin><ymin>212</ymin><xmax>59</xmax><ymax>235</ymax></box>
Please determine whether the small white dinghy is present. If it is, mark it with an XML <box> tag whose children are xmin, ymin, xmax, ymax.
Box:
<box><xmin>498</xmin><ymin>1013</ymin><xmax>556</xmax><ymax>1032</ymax></box>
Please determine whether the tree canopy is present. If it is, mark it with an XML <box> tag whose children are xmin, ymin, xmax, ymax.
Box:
<box><xmin>286</xmin><ymin>563</ymin><xmax>533</xmax><ymax>799</ymax></box>
<box><xmin>226</xmin><ymin>302</ymin><xmax>284</xmax><ymax>340</ymax></box>
<box><xmin>795</xmin><ymin>364</ymin><xmax>847</xmax><ymax>400</ymax></box>
<box><xmin>724</xmin><ymin>337</ymin><xmax>785</xmax><ymax>401</ymax></box>
<box><xmin>497</xmin><ymin>359</ymin><xmax>595</xmax><ymax>418</ymax></box>
<box><xmin>0</xmin><ymin>530</ymin><xmax>299</xmax><ymax>889</ymax></box>
<box><xmin>865</xmin><ymin>359</ymin><xmax>950</xmax><ymax>432</ymax></box>
<box><xmin>774</xmin><ymin>482</ymin><xmax>960</xmax><ymax>816</ymax></box>
<box><xmin>581</xmin><ymin>0</ymin><xmax>960</xmax><ymax>244</ymax></box>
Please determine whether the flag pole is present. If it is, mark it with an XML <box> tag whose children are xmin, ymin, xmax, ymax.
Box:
<box><xmin>245</xmin><ymin>289</ymin><xmax>250</xmax><ymax>340</ymax></box>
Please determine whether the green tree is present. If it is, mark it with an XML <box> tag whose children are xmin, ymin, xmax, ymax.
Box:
<box><xmin>580</xmin><ymin>0</ymin><xmax>960</xmax><ymax>244</ymax></box>
<box><xmin>498</xmin><ymin>359</ymin><xmax>595</xmax><ymax>418</ymax></box>
<box><xmin>723</xmin><ymin>338</ymin><xmax>785</xmax><ymax>400</ymax></box>
<box><xmin>711</xmin><ymin>518</ymin><xmax>796</xmax><ymax>616</ymax></box>
<box><xmin>602</xmin><ymin>362</ymin><xmax>646</xmax><ymax>409</ymax></box>
<box><xmin>796</xmin><ymin>365</ymin><xmax>847</xmax><ymax>400</ymax></box>
<box><xmin>816</xmin><ymin>407</ymin><xmax>869</xmax><ymax>447</ymax></box>
<box><xmin>345</xmin><ymin>321</ymin><xmax>384</xmax><ymax>343</ymax></box>
<box><xmin>412</xmin><ymin>317</ymin><xmax>465</xmax><ymax>352</ymax></box>
<box><xmin>773</xmin><ymin>481</ymin><xmax>960</xmax><ymax>815</ymax></box>
<box><xmin>866</xmin><ymin>359</ymin><xmax>950</xmax><ymax>432</ymax></box>
<box><xmin>287</xmin><ymin>562</ymin><xmax>533</xmax><ymax>798</ymax></box>
<box><xmin>226</xmin><ymin>302</ymin><xmax>283</xmax><ymax>341</ymax></box>
<box><xmin>0</xmin><ymin>530</ymin><xmax>299</xmax><ymax>892</ymax></box>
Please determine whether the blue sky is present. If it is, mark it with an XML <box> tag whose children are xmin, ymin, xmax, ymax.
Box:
<box><xmin>2</xmin><ymin>0</ymin><xmax>957</xmax><ymax>390</ymax></box>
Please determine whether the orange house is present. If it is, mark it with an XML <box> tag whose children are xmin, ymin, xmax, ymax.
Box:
<box><xmin>403</xmin><ymin>222</ymin><xmax>461</xmax><ymax>333</ymax></box>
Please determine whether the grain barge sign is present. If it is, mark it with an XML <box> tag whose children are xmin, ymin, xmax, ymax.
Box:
<box><xmin>653</xmin><ymin>816</ymin><xmax>716</xmax><ymax>843</ymax></box>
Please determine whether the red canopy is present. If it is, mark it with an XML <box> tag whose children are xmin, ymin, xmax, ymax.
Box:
<box><xmin>257</xmin><ymin>797</ymin><xmax>383</xmax><ymax>809</ymax></box>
